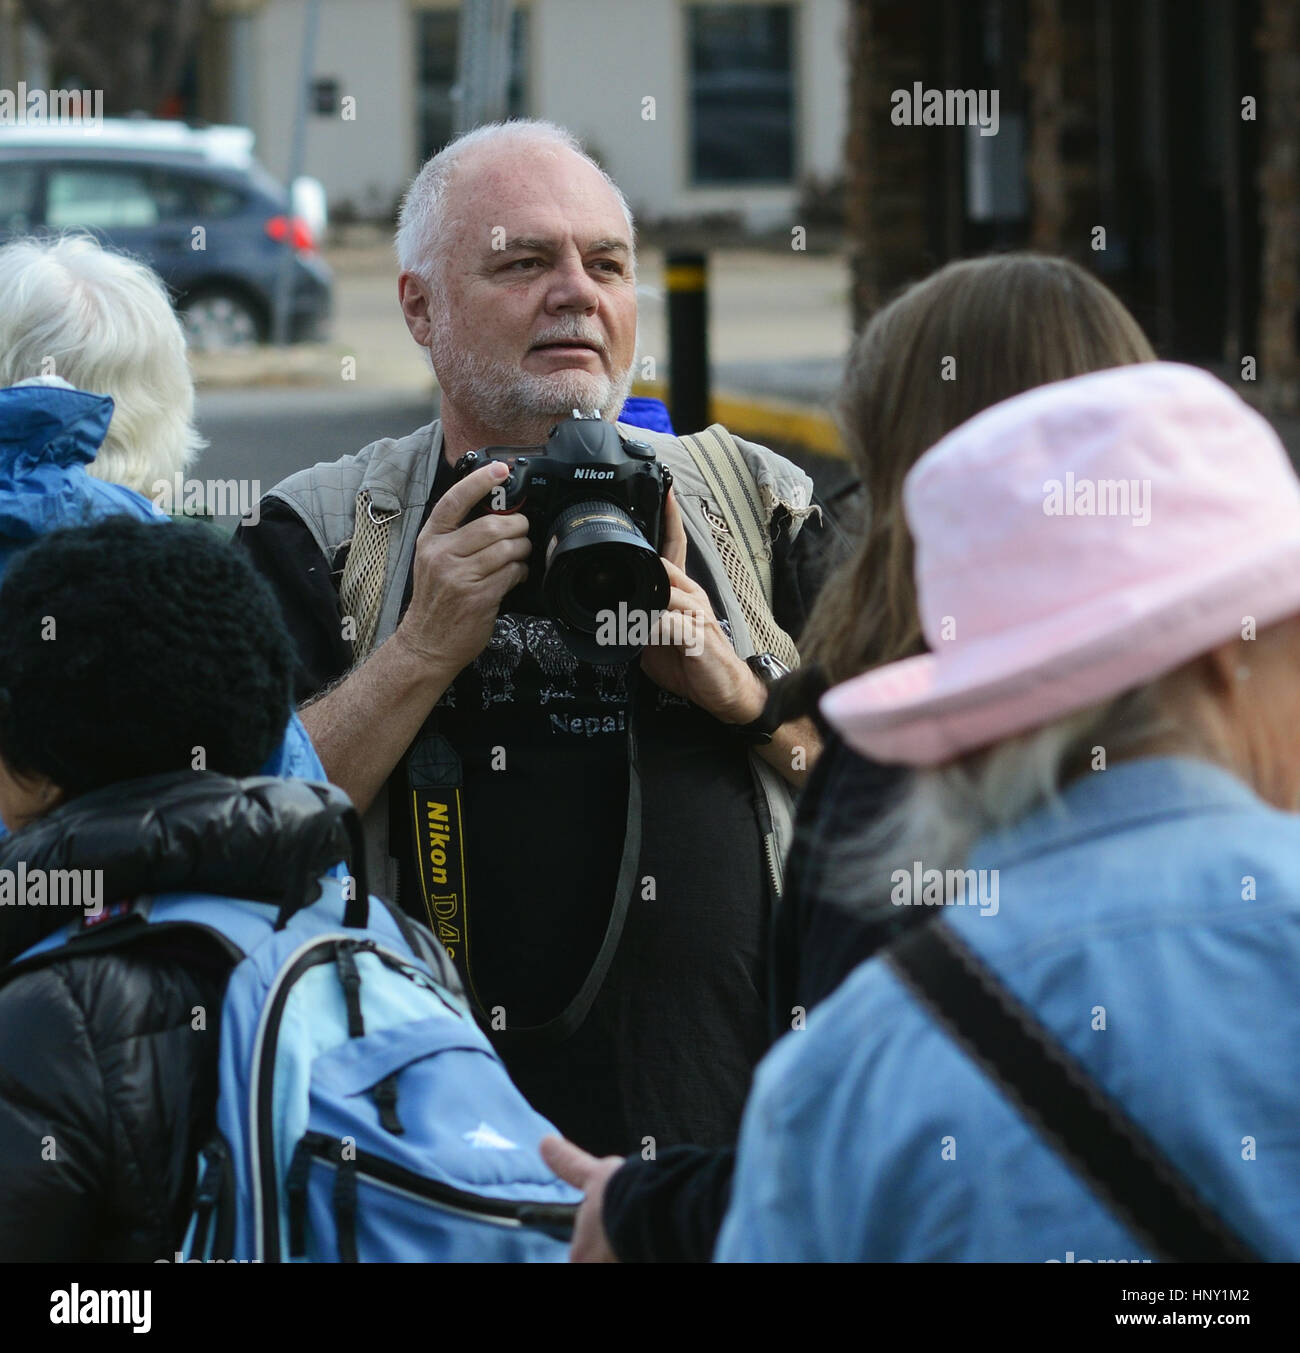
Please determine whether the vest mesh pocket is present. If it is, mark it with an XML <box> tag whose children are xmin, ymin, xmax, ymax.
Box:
<box><xmin>339</xmin><ymin>490</ymin><xmax>396</xmax><ymax>662</ymax></box>
<box><xmin>700</xmin><ymin>502</ymin><xmax>800</xmax><ymax>669</ymax></box>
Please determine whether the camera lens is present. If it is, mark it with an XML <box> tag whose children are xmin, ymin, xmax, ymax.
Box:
<box><xmin>569</xmin><ymin>555</ymin><xmax>636</xmax><ymax>617</ymax></box>
<box><xmin>542</xmin><ymin>499</ymin><xmax>670</xmax><ymax>661</ymax></box>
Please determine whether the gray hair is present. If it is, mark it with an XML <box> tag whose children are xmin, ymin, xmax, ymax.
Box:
<box><xmin>394</xmin><ymin>119</ymin><xmax>636</xmax><ymax>290</ymax></box>
<box><xmin>0</xmin><ymin>234</ymin><xmax>204</xmax><ymax>494</ymax></box>
<box><xmin>829</xmin><ymin>677</ymin><xmax>1195</xmax><ymax>914</ymax></box>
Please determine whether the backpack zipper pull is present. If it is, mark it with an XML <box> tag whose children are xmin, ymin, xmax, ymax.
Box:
<box><xmin>372</xmin><ymin>1073</ymin><xmax>405</xmax><ymax>1136</ymax></box>
<box><xmin>335</xmin><ymin>941</ymin><xmax>365</xmax><ymax>1037</ymax></box>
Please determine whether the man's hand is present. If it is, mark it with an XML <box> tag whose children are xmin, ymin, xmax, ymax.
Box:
<box><xmin>640</xmin><ymin>489</ymin><xmax>820</xmax><ymax>786</ymax></box>
<box><xmin>638</xmin><ymin>490</ymin><xmax>767</xmax><ymax>724</ymax></box>
<box><xmin>394</xmin><ymin>461</ymin><xmax>532</xmax><ymax>680</ymax></box>
<box><xmin>539</xmin><ymin>1135</ymin><xmax>626</xmax><ymax>1263</ymax></box>
<box><xmin>299</xmin><ymin>460</ymin><xmax>532</xmax><ymax>818</ymax></box>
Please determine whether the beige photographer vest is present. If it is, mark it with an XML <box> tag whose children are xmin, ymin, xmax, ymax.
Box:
<box><xmin>264</xmin><ymin>418</ymin><xmax>817</xmax><ymax>907</ymax></box>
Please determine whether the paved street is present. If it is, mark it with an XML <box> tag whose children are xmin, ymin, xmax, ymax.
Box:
<box><xmin>196</xmin><ymin>387</ymin><xmax>437</xmax><ymax>520</ymax></box>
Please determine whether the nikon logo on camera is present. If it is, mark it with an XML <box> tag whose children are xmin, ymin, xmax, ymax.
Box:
<box><xmin>573</xmin><ymin>468</ymin><xmax>615</xmax><ymax>479</ymax></box>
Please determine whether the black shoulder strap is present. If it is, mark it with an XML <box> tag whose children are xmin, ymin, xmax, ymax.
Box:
<box><xmin>1</xmin><ymin>906</ymin><xmax>249</xmax><ymax>991</ymax></box>
<box><xmin>886</xmin><ymin>920</ymin><xmax>1261</xmax><ymax>1262</ymax></box>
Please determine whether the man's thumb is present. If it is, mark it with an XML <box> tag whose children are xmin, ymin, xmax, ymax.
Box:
<box><xmin>540</xmin><ymin>1134</ymin><xmax>596</xmax><ymax>1187</ymax></box>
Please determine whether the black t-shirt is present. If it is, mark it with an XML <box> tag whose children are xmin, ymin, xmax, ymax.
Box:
<box><xmin>236</xmin><ymin>439</ymin><xmax>842</xmax><ymax>1157</ymax></box>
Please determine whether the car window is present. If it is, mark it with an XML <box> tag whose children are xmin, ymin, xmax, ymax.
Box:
<box><xmin>0</xmin><ymin>163</ymin><xmax>40</xmax><ymax>233</ymax></box>
<box><xmin>44</xmin><ymin>163</ymin><xmax>246</xmax><ymax>229</ymax></box>
<box><xmin>46</xmin><ymin>165</ymin><xmax>166</xmax><ymax>228</ymax></box>
<box><xmin>185</xmin><ymin>176</ymin><xmax>244</xmax><ymax>218</ymax></box>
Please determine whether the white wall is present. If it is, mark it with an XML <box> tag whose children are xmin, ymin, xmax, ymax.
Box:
<box><xmin>530</xmin><ymin>0</ymin><xmax>680</xmax><ymax>223</ymax></box>
<box><xmin>251</xmin><ymin>0</ymin><xmax>417</xmax><ymax>219</ymax></box>
<box><xmin>531</xmin><ymin>0</ymin><xmax>847</xmax><ymax>230</ymax></box>
<box><xmin>800</xmin><ymin>0</ymin><xmax>848</xmax><ymax>181</ymax></box>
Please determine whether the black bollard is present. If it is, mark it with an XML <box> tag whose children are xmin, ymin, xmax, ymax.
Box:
<box><xmin>666</xmin><ymin>251</ymin><xmax>709</xmax><ymax>434</ymax></box>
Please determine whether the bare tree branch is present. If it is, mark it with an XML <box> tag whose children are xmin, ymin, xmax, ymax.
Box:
<box><xmin>23</xmin><ymin>0</ymin><xmax>207</xmax><ymax>116</ymax></box>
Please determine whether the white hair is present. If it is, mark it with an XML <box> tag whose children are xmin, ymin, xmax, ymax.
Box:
<box><xmin>394</xmin><ymin>119</ymin><xmax>636</xmax><ymax>289</ymax></box>
<box><xmin>0</xmin><ymin>234</ymin><xmax>204</xmax><ymax>493</ymax></box>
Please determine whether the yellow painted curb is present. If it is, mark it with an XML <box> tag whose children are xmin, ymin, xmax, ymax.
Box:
<box><xmin>630</xmin><ymin>381</ymin><xmax>846</xmax><ymax>459</ymax></box>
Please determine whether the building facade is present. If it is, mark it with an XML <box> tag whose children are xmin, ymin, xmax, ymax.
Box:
<box><xmin>192</xmin><ymin>0</ymin><xmax>849</xmax><ymax>230</ymax></box>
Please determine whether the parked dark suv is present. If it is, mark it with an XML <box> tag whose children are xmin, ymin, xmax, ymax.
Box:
<box><xmin>0</xmin><ymin>121</ymin><xmax>332</xmax><ymax>348</ymax></box>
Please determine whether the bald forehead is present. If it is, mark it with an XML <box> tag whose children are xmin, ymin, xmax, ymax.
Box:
<box><xmin>442</xmin><ymin>140</ymin><xmax>630</xmax><ymax>247</ymax></box>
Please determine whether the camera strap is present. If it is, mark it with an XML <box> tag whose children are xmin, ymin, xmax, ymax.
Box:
<box><xmin>406</xmin><ymin>672</ymin><xmax>643</xmax><ymax>1048</ymax></box>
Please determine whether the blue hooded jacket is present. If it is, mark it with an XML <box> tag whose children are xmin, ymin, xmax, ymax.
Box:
<box><xmin>0</xmin><ymin>382</ymin><xmax>159</xmax><ymax>571</ymax></box>
<box><xmin>0</xmin><ymin>382</ymin><xmax>325</xmax><ymax>792</ymax></box>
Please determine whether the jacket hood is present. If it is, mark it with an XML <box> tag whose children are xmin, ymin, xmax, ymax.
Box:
<box><xmin>0</xmin><ymin>771</ymin><xmax>359</xmax><ymax>965</ymax></box>
<box><xmin>0</xmin><ymin>382</ymin><xmax>112</xmax><ymax>470</ymax></box>
<box><xmin>0</xmin><ymin>383</ymin><xmax>160</xmax><ymax>547</ymax></box>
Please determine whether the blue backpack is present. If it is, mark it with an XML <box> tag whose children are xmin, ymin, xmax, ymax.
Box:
<box><xmin>12</xmin><ymin>796</ymin><xmax>580</xmax><ymax>1263</ymax></box>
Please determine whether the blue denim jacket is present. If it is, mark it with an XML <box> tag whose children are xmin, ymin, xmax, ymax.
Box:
<box><xmin>717</xmin><ymin>756</ymin><xmax>1300</xmax><ymax>1261</ymax></box>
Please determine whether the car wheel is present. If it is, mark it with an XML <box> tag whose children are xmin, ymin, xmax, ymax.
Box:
<box><xmin>179</xmin><ymin>291</ymin><xmax>263</xmax><ymax>350</ymax></box>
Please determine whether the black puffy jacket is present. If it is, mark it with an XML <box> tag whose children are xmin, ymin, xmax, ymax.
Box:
<box><xmin>0</xmin><ymin>771</ymin><xmax>376</xmax><ymax>1262</ymax></box>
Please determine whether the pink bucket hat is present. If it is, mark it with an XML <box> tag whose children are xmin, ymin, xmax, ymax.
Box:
<box><xmin>821</xmin><ymin>362</ymin><xmax>1300</xmax><ymax>766</ymax></box>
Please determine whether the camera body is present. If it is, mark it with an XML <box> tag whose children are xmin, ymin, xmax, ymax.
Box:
<box><xmin>453</xmin><ymin>413</ymin><xmax>673</xmax><ymax>662</ymax></box>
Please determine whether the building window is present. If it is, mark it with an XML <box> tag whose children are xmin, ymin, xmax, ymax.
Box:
<box><xmin>689</xmin><ymin>3</ymin><xmax>795</xmax><ymax>185</ymax></box>
<box><xmin>417</xmin><ymin>7</ymin><xmax>529</xmax><ymax>162</ymax></box>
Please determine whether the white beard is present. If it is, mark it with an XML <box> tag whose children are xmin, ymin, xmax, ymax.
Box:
<box><xmin>431</xmin><ymin>305</ymin><xmax>634</xmax><ymax>431</ymax></box>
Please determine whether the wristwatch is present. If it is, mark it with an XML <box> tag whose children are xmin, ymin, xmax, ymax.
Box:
<box><xmin>732</xmin><ymin>652</ymin><xmax>793</xmax><ymax>745</ymax></box>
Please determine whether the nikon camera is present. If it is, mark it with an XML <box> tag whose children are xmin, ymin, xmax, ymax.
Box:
<box><xmin>453</xmin><ymin>411</ymin><xmax>673</xmax><ymax>662</ymax></box>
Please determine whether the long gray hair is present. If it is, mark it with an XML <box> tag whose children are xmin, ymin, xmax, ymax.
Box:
<box><xmin>828</xmin><ymin>676</ymin><xmax>1200</xmax><ymax>914</ymax></box>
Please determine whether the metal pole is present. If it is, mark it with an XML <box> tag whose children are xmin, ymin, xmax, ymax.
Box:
<box><xmin>273</xmin><ymin>0</ymin><xmax>321</xmax><ymax>346</ymax></box>
<box><xmin>455</xmin><ymin>0</ymin><xmax>514</xmax><ymax>135</ymax></box>
<box><xmin>666</xmin><ymin>252</ymin><xmax>709</xmax><ymax>434</ymax></box>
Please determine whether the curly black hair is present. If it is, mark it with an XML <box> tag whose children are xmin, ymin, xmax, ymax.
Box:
<box><xmin>0</xmin><ymin>517</ymin><xmax>297</xmax><ymax>798</ymax></box>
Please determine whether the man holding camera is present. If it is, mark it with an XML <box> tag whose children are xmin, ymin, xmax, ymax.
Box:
<box><xmin>237</xmin><ymin>120</ymin><xmax>839</xmax><ymax>1159</ymax></box>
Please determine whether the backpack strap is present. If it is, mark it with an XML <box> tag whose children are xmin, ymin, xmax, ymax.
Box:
<box><xmin>678</xmin><ymin>424</ymin><xmax>801</xmax><ymax>670</ymax></box>
<box><xmin>3</xmin><ymin>786</ymin><xmax>374</xmax><ymax>985</ymax></box>
<box><xmin>0</xmin><ymin>897</ymin><xmax>281</xmax><ymax>989</ymax></box>
<box><xmin>886</xmin><ymin>920</ymin><xmax>1262</xmax><ymax>1262</ymax></box>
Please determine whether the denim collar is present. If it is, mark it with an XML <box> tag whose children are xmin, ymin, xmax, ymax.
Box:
<box><xmin>968</xmin><ymin>755</ymin><xmax>1268</xmax><ymax>874</ymax></box>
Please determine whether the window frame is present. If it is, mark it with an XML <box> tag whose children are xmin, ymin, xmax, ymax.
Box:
<box><xmin>684</xmin><ymin>0</ymin><xmax>800</xmax><ymax>189</ymax></box>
